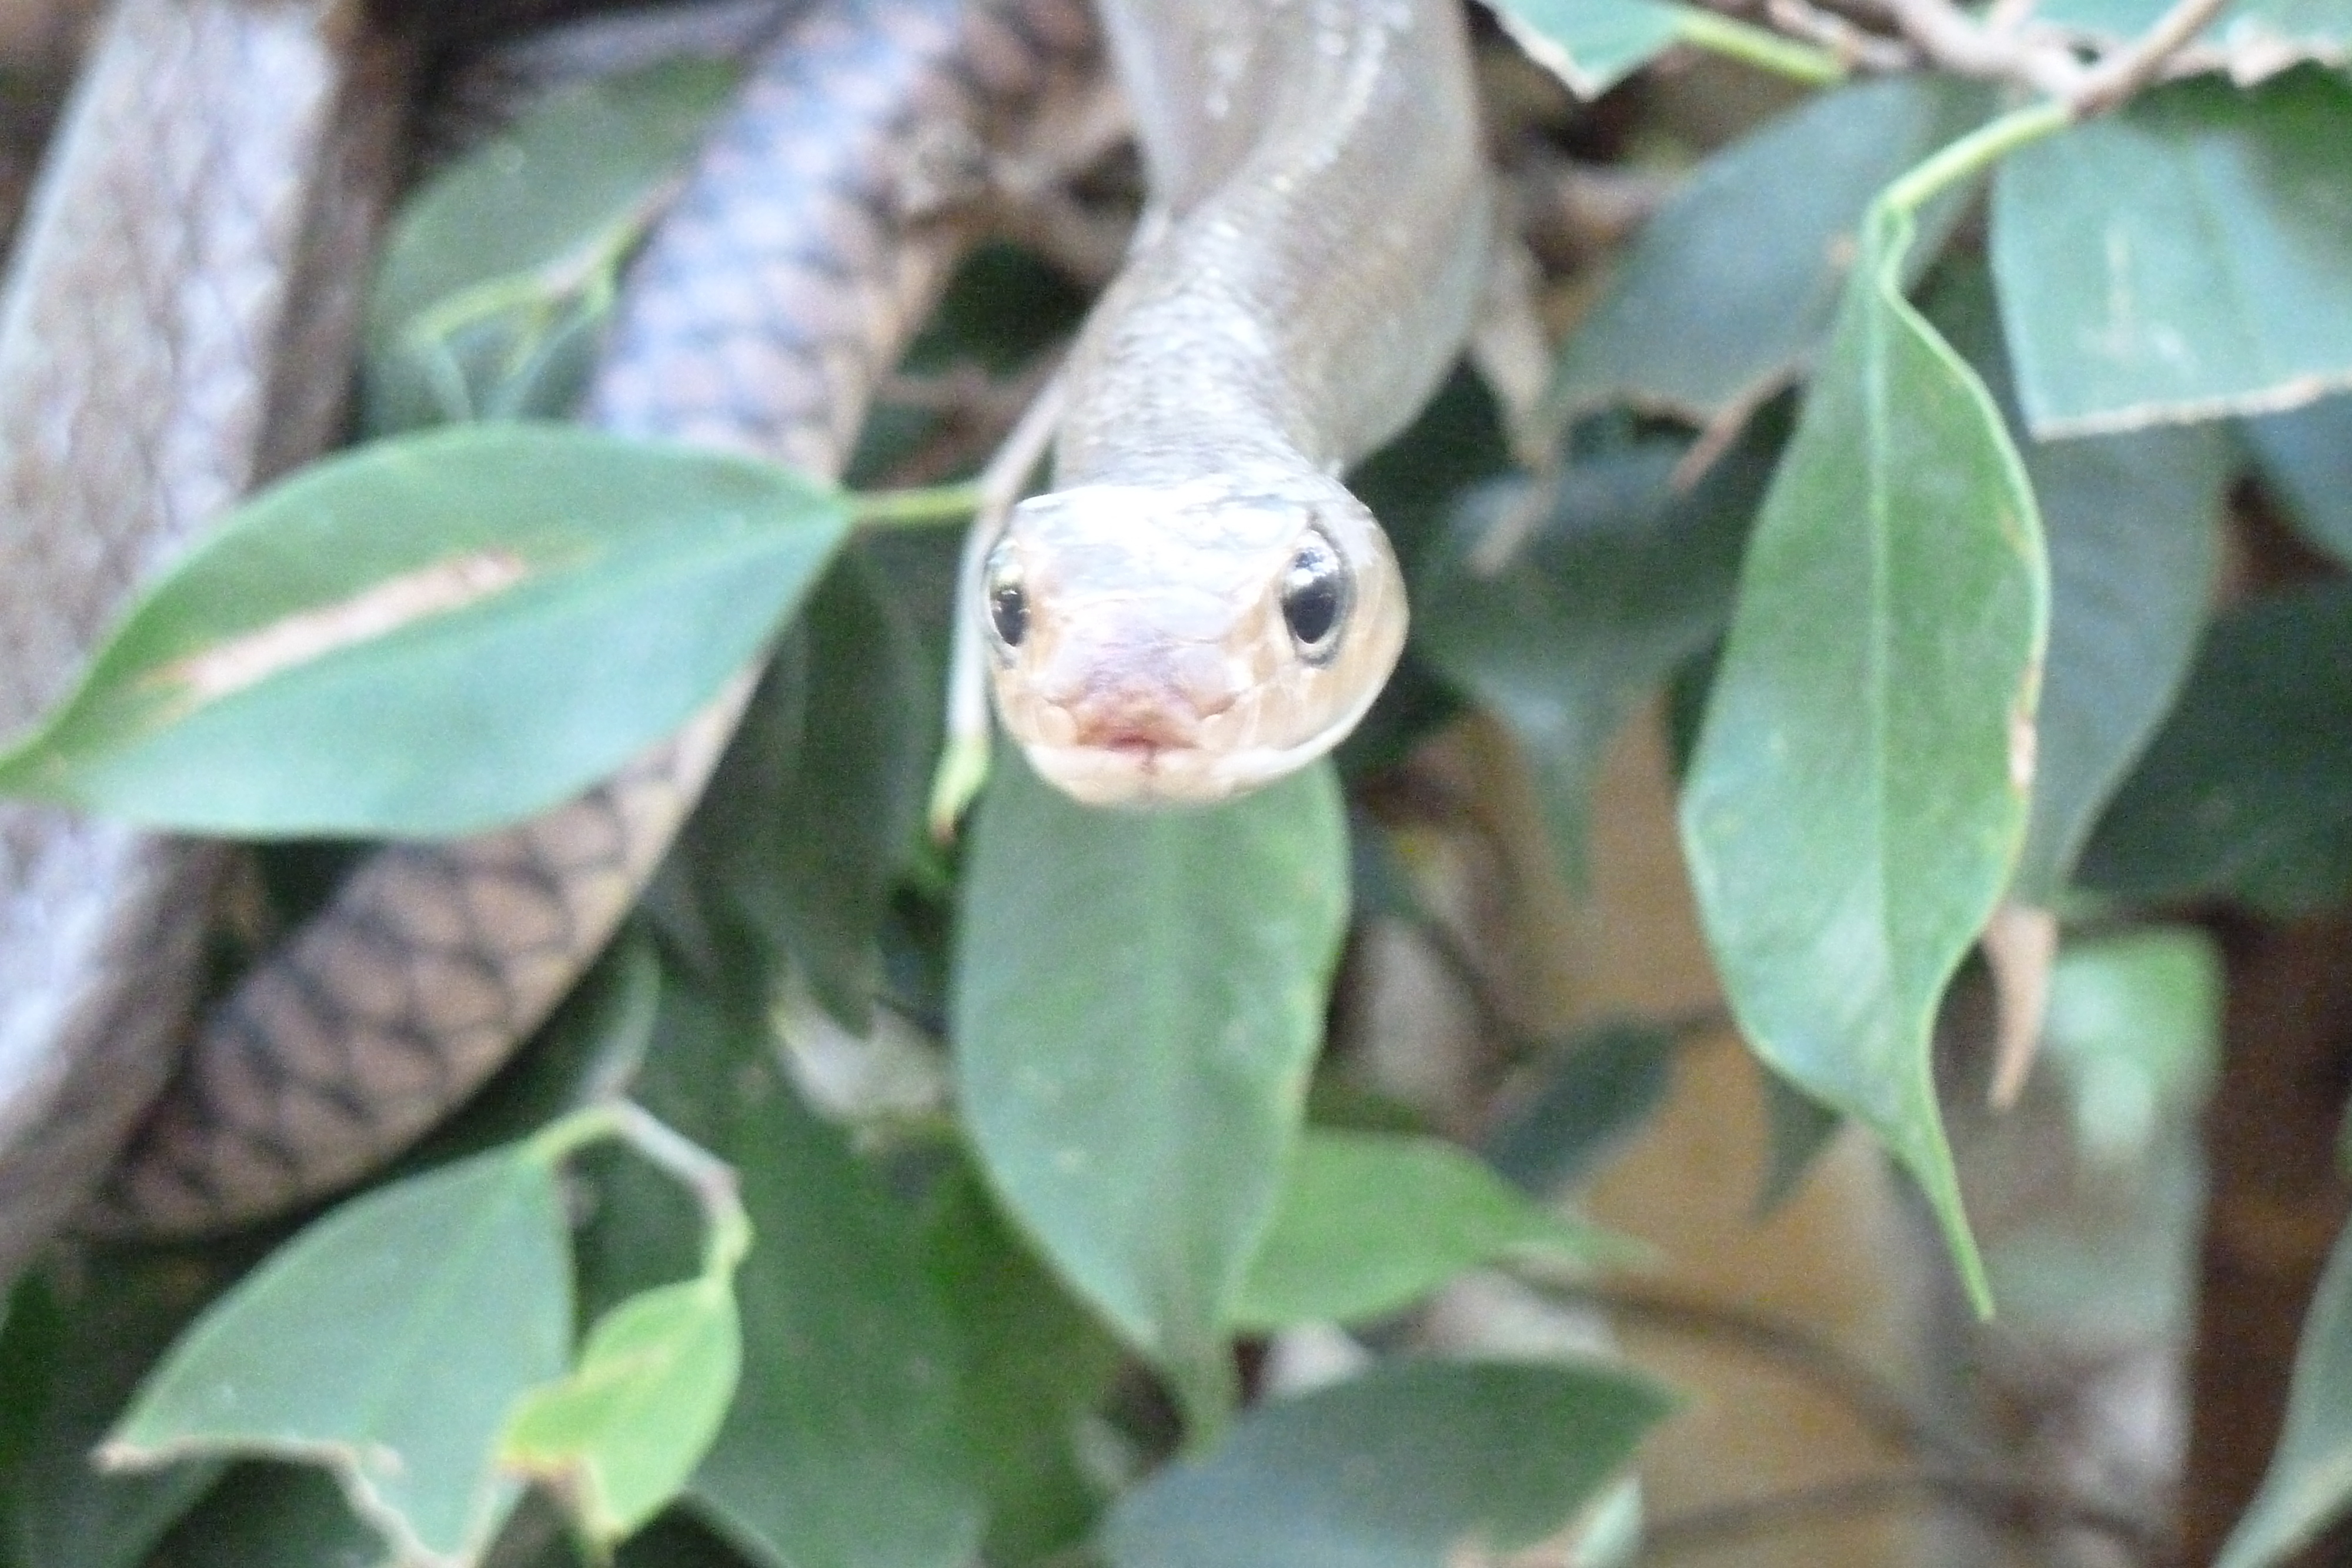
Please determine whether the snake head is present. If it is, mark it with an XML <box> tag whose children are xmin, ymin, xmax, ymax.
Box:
<box><xmin>981</xmin><ymin>472</ymin><xmax>1407</xmax><ymax>806</ymax></box>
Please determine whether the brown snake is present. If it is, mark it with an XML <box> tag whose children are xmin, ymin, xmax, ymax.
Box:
<box><xmin>0</xmin><ymin>0</ymin><xmax>1098</xmax><ymax>1275</ymax></box>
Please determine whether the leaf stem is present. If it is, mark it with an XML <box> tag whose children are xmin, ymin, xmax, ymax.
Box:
<box><xmin>849</xmin><ymin>480</ymin><xmax>983</xmax><ymax>530</ymax></box>
<box><xmin>1879</xmin><ymin>98</ymin><xmax>2072</xmax><ymax>217</ymax></box>
<box><xmin>525</xmin><ymin>1101</ymin><xmax>751</xmax><ymax>1278</ymax></box>
<box><xmin>1671</xmin><ymin>10</ymin><xmax>1850</xmax><ymax>83</ymax></box>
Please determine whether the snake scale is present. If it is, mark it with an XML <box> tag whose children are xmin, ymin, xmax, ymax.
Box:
<box><xmin>0</xmin><ymin>0</ymin><xmax>1097</xmax><ymax>1275</ymax></box>
<box><xmin>0</xmin><ymin>0</ymin><xmax>1488</xmax><ymax>1272</ymax></box>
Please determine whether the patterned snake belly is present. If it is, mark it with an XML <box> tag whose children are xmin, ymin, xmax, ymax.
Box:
<box><xmin>0</xmin><ymin>0</ymin><xmax>1097</xmax><ymax>1275</ymax></box>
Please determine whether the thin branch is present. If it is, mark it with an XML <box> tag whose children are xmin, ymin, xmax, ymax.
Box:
<box><xmin>1762</xmin><ymin>0</ymin><xmax>1919</xmax><ymax>71</ymax></box>
<box><xmin>1546</xmin><ymin>1279</ymin><xmax>1986</xmax><ymax>1467</ymax></box>
<box><xmin>2069</xmin><ymin>0</ymin><xmax>2236</xmax><ymax>110</ymax></box>
<box><xmin>1545</xmin><ymin>1281</ymin><xmax>2181</xmax><ymax>1564</ymax></box>
<box><xmin>1873</xmin><ymin>0</ymin><xmax>2086</xmax><ymax>93</ymax></box>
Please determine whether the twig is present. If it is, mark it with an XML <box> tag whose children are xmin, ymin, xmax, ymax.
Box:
<box><xmin>1874</xmin><ymin>0</ymin><xmax>2086</xmax><ymax>93</ymax></box>
<box><xmin>873</xmin><ymin>353</ymin><xmax>1065</xmax><ymax>492</ymax></box>
<box><xmin>928</xmin><ymin>364</ymin><xmax>1069</xmax><ymax>840</ymax></box>
<box><xmin>1642</xmin><ymin>1470</ymin><xmax>2179</xmax><ymax>1564</ymax></box>
<box><xmin>1540</xmin><ymin>1281</ymin><xmax>2181</xmax><ymax>1564</ymax></box>
<box><xmin>2069</xmin><ymin>0</ymin><xmax>2236</xmax><ymax>110</ymax></box>
<box><xmin>1762</xmin><ymin>0</ymin><xmax>1919</xmax><ymax>71</ymax></box>
<box><xmin>1546</xmin><ymin>1279</ymin><xmax>1985</xmax><ymax>1466</ymax></box>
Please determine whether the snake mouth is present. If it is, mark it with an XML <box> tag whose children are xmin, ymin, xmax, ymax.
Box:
<box><xmin>1017</xmin><ymin>737</ymin><xmax>1235</xmax><ymax>806</ymax></box>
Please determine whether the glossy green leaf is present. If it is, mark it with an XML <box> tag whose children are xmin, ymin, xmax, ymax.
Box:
<box><xmin>1991</xmin><ymin>72</ymin><xmax>2352</xmax><ymax>437</ymax></box>
<box><xmin>1482</xmin><ymin>1021</ymin><xmax>1685</xmax><ymax>1195</ymax></box>
<box><xmin>0</xmin><ymin>424</ymin><xmax>848</xmax><ymax>837</ymax></box>
<box><xmin>954</xmin><ymin>751</ymin><xmax>1348</xmax><ymax>1425</ymax></box>
<box><xmin>365</xmin><ymin>58</ymin><xmax>740</xmax><ymax>434</ymax></box>
<box><xmin>1415</xmin><ymin>427</ymin><xmax>1773</xmax><ymax>885</ymax></box>
<box><xmin>503</xmin><ymin>1279</ymin><xmax>743</xmax><ymax>1544</ymax></box>
<box><xmin>1548</xmin><ymin>77</ymin><xmax>1991</xmax><ymax>429</ymax></box>
<box><xmin>1680</xmin><ymin>188</ymin><xmax>2049</xmax><ymax>1313</ymax></box>
<box><xmin>101</xmin><ymin>1149</ymin><xmax>571</xmax><ymax>1567</ymax></box>
<box><xmin>2036</xmin><ymin>0</ymin><xmax>2352</xmax><ymax>80</ymax></box>
<box><xmin>614</xmin><ymin>975</ymin><xmax>981</xmax><ymax>1568</ymax></box>
<box><xmin>677</xmin><ymin>553</ymin><xmax>929</xmax><ymax>1029</ymax></box>
<box><xmin>1926</xmin><ymin>259</ymin><xmax>2231</xmax><ymax>902</ymax></box>
<box><xmin>1098</xmin><ymin>1359</ymin><xmax>1673</xmax><ymax>1568</ymax></box>
<box><xmin>1233</xmin><ymin>1131</ymin><xmax>1635</xmax><ymax>1332</ymax></box>
<box><xmin>2246</xmin><ymin>393</ymin><xmax>2352</xmax><ymax>565</ymax></box>
<box><xmin>1488</xmin><ymin>0</ymin><xmax>1686</xmax><ymax>98</ymax></box>
<box><xmin>2218</xmin><ymin>1218</ymin><xmax>2352</xmax><ymax>1566</ymax></box>
<box><xmin>923</xmin><ymin>1165</ymin><xmax>1125</xmax><ymax>1567</ymax></box>
<box><xmin>2082</xmin><ymin>581</ymin><xmax>2352</xmax><ymax>912</ymax></box>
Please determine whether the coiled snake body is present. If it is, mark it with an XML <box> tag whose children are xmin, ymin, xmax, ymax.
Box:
<box><xmin>0</xmin><ymin>0</ymin><xmax>1486</xmax><ymax>1273</ymax></box>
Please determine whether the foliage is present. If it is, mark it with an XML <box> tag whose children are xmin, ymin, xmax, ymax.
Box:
<box><xmin>4</xmin><ymin>2</ymin><xmax>2352</xmax><ymax>1564</ymax></box>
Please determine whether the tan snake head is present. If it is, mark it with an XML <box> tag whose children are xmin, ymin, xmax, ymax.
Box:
<box><xmin>983</xmin><ymin>471</ymin><xmax>1407</xmax><ymax>805</ymax></box>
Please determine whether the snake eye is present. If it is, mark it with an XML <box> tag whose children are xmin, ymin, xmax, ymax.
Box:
<box><xmin>1280</xmin><ymin>529</ymin><xmax>1349</xmax><ymax>663</ymax></box>
<box><xmin>985</xmin><ymin>543</ymin><xmax>1027</xmax><ymax>654</ymax></box>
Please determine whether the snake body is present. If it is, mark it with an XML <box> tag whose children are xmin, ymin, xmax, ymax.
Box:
<box><xmin>982</xmin><ymin>0</ymin><xmax>1492</xmax><ymax>805</ymax></box>
<box><xmin>0</xmin><ymin>0</ymin><xmax>1481</xmax><ymax>1259</ymax></box>
<box><xmin>86</xmin><ymin>0</ymin><xmax>1097</xmax><ymax>1238</ymax></box>
<box><xmin>0</xmin><ymin>0</ymin><xmax>407</xmax><ymax>1278</ymax></box>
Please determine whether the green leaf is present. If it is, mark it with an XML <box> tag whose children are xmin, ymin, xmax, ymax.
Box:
<box><xmin>2082</xmin><ymin>581</ymin><xmax>2352</xmax><ymax>912</ymax></box>
<box><xmin>1925</xmin><ymin>258</ymin><xmax>2231</xmax><ymax>903</ymax></box>
<box><xmin>1098</xmin><ymin>1359</ymin><xmax>1673</xmax><ymax>1568</ymax></box>
<box><xmin>2246</xmin><ymin>393</ymin><xmax>2352</xmax><ymax>566</ymax></box>
<box><xmin>923</xmin><ymin>1165</ymin><xmax>1125</xmax><ymax>1567</ymax></box>
<box><xmin>2036</xmin><ymin>0</ymin><xmax>2352</xmax><ymax>80</ymax></box>
<box><xmin>364</xmin><ymin>58</ymin><xmax>740</xmax><ymax>434</ymax></box>
<box><xmin>1232</xmin><ymin>1131</ymin><xmax>1635</xmax><ymax>1332</ymax></box>
<box><xmin>1680</xmin><ymin>188</ymin><xmax>2049</xmax><ymax>1314</ymax></box>
<box><xmin>677</xmin><ymin>553</ymin><xmax>929</xmax><ymax>1029</ymax></box>
<box><xmin>101</xmin><ymin>1149</ymin><xmax>573</xmax><ymax>1567</ymax></box>
<box><xmin>1487</xmin><ymin>0</ymin><xmax>1688</xmax><ymax>98</ymax></box>
<box><xmin>616</xmin><ymin>975</ymin><xmax>981</xmax><ymax>1568</ymax></box>
<box><xmin>1482</xmin><ymin>1021</ymin><xmax>1685</xmax><ymax>1195</ymax></box>
<box><xmin>2218</xmin><ymin>1217</ymin><xmax>2352</xmax><ymax>1566</ymax></box>
<box><xmin>503</xmin><ymin>1279</ymin><xmax>743</xmax><ymax>1545</ymax></box>
<box><xmin>1990</xmin><ymin>71</ymin><xmax>2352</xmax><ymax>437</ymax></box>
<box><xmin>1547</xmin><ymin>76</ymin><xmax>1991</xmax><ymax>429</ymax></box>
<box><xmin>953</xmin><ymin>751</ymin><xmax>1349</xmax><ymax>1426</ymax></box>
<box><xmin>0</xmin><ymin>424</ymin><xmax>849</xmax><ymax>837</ymax></box>
<box><xmin>1414</xmin><ymin>427</ymin><xmax>1773</xmax><ymax>885</ymax></box>
<box><xmin>1489</xmin><ymin>0</ymin><xmax>1845</xmax><ymax>97</ymax></box>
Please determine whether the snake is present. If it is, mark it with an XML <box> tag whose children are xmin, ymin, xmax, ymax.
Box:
<box><xmin>0</xmin><ymin>0</ymin><xmax>1488</xmax><ymax>1272</ymax></box>
<box><xmin>981</xmin><ymin>0</ymin><xmax>1492</xmax><ymax>805</ymax></box>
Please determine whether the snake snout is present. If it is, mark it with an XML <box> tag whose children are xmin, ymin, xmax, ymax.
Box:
<box><xmin>1038</xmin><ymin>631</ymin><xmax>1238</xmax><ymax>751</ymax></box>
<box><xmin>1061</xmin><ymin>675</ymin><xmax>1234</xmax><ymax>753</ymax></box>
